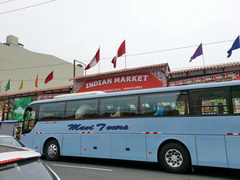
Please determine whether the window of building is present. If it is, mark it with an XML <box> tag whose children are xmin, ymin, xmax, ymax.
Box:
<box><xmin>39</xmin><ymin>102</ymin><xmax>65</xmax><ymax>121</ymax></box>
<box><xmin>100</xmin><ymin>96</ymin><xmax>138</xmax><ymax>118</ymax></box>
<box><xmin>66</xmin><ymin>99</ymin><xmax>98</xmax><ymax>119</ymax></box>
<box><xmin>140</xmin><ymin>91</ymin><xmax>189</xmax><ymax>117</ymax></box>
<box><xmin>191</xmin><ymin>88</ymin><xmax>229</xmax><ymax>115</ymax></box>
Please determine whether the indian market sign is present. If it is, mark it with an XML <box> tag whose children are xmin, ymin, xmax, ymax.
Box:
<box><xmin>77</xmin><ymin>72</ymin><xmax>165</xmax><ymax>93</ymax></box>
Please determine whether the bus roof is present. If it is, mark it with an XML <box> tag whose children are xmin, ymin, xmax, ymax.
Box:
<box><xmin>29</xmin><ymin>80</ymin><xmax>240</xmax><ymax>105</ymax></box>
<box><xmin>54</xmin><ymin>91</ymin><xmax>105</xmax><ymax>99</ymax></box>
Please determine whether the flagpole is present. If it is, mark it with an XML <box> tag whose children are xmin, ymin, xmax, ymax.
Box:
<box><xmin>125</xmin><ymin>40</ymin><xmax>127</xmax><ymax>69</ymax></box>
<box><xmin>98</xmin><ymin>46</ymin><xmax>100</xmax><ymax>73</ymax></box>
<box><xmin>98</xmin><ymin>61</ymin><xmax>100</xmax><ymax>73</ymax></box>
<box><xmin>125</xmin><ymin>54</ymin><xmax>127</xmax><ymax>69</ymax></box>
<box><xmin>202</xmin><ymin>43</ymin><xmax>205</xmax><ymax>67</ymax></box>
<box><xmin>202</xmin><ymin>54</ymin><xmax>205</xmax><ymax>67</ymax></box>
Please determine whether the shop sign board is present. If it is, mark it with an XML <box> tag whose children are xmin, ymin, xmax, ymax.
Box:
<box><xmin>77</xmin><ymin>72</ymin><xmax>165</xmax><ymax>93</ymax></box>
<box><xmin>169</xmin><ymin>71</ymin><xmax>240</xmax><ymax>86</ymax></box>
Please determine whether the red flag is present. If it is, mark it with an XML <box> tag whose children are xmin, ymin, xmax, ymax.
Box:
<box><xmin>45</xmin><ymin>71</ymin><xmax>53</xmax><ymax>84</ymax></box>
<box><xmin>85</xmin><ymin>48</ymin><xmax>100</xmax><ymax>70</ymax></box>
<box><xmin>35</xmin><ymin>74</ymin><xmax>38</xmax><ymax>88</ymax></box>
<box><xmin>111</xmin><ymin>40</ymin><xmax>126</xmax><ymax>68</ymax></box>
<box><xmin>111</xmin><ymin>56</ymin><xmax>117</xmax><ymax>68</ymax></box>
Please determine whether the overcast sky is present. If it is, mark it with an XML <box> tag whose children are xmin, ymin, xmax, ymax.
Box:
<box><xmin>0</xmin><ymin>0</ymin><xmax>239</xmax><ymax>74</ymax></box>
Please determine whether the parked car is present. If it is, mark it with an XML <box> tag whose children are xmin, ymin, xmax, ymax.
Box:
<box><xmin>0</xmin><ymin>145</ymin><xmax>60</xmax><ymax>180</ymax></box>
<box><xmin>0</xmin><ymin>135</ymin><xmax>24</xmax><ymax>148</ymax></box>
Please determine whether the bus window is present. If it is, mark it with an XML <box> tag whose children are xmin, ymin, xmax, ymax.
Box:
<box><xmin>100</xmin><ymin>96</ymin><xmax>138</xmax><ymax>118</ymax></box>
<box><xmin>66</xmin><ymin>99</ymin><xmax>98</xmax><ymax>119</ymax></box>
<box><xmin>39</xmin><ymin>102</ymin><xmax>65</xmax><ymax>121</ymax></box>
<box><xmin>231</xmin><ymin>86</ymin><xmax>240</xmax><ymax>114</ymax></box>
<box><xmin>140</xmin><ymin>91</ymin><xmax>189</xmax><ymax>117</ymax></box>
<box><xmin>191</xmin><ymin>88</ymin><xmax>229</xmax><ymax>115</ymax></box>
<box><xmin>22</xmin><ymin>104</ymin><xmax>38</xmax><ymax>134</ymax></box>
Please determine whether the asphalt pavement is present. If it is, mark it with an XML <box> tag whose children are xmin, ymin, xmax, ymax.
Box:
<box><xmin>42</xmin><ymin>157</ymin><xmax>240</xmax><ymax>180</ymax></box>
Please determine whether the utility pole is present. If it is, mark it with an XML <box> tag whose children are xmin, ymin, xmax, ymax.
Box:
<box><xmin>73</xmin><ymin>60</ymin><xmax>86</xmax><ymax>77</ymax></box>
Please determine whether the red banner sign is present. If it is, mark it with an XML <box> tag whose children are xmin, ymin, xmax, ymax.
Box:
<box><xmin>77</xmin><ymin>72</ymin><xmax>164</xmax><ymax>93</ymax></box>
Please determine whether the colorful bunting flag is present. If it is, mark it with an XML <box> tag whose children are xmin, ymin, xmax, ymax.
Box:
<box><xmin>111</xmin><ymin>40</ymin><xmax>126</xmax><ymax>68</ymax></box>
<box><xmin>19</xmin><ymin>80</ymin><xmax>23</xmax><ymax>90</ymax></box>
<box><xmin>5</xmin><ymin>79</ymin><xmax>10</xmax><ymax>92</ymax></box>
<box><xmin>45</xmin><ymin>71</ymin><xmax>53</xmax><ymax>84</ymax></box>
<box><xmin>35</xmin><ymin>74</ymin><xmax>39</xmax><ymax>88</ymax></box>
<box><xmin>227</xmin><ymin>36</ymin><xmax>240</xmax><ymax>58</ymax></box>
<box><xmin>189</xmin><ymin>43</ymin><xmax>203</xmax><ymax>62</ymax></box>
<box><xmin>85</xmin><ymin>48</ymin><xmax>100</xmax><ymax>70</ymax></box>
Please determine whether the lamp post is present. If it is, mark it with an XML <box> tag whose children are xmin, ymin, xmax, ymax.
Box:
<box><xmin>73</xmin><ymin>60</ymin><xmax>86</xmax><ymax>77</ymax></box>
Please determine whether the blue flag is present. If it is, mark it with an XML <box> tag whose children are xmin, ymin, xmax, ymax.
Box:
<box><xmin>189</xmin><ymin>43</ymin><xmax>203</xmax><ymax>62</ymax></box>
<box><xmin>227</xmin><ymin>36</ymin><xmax>240</xmax><ymax>58</ymax></box>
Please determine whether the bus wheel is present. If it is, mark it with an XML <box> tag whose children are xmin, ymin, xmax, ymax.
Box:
<box><xmin>44</xmin><ymin>140</ymin><xmax>60</xmax><ymax>161</ymax></box>
<box><xmin>159</xmin><ymin>142</ymin><xmax>190</xmax><ymax>173</ymax></box>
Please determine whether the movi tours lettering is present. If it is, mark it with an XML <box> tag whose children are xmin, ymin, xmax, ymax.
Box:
<box><xmin>68</xmin><ymin>123</ymin><xmax>129</xmax><ymax>131</ymax></box>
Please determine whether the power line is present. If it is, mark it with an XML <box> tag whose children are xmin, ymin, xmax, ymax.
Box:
<box><xmin>80</xmin><ymin>39</ymin><xmax>234</xmax><ymax>63</ymax></box>
<box><xmin>0</xmin><ymin>0</ymin><xmax>57</xmax><ymax>15</ymax></box>
<box><xmin>0</xmin><ymin>0</ymin><xmax>15</xmax><ymax>5</ymax></box>
<box><xmin>126</xmin><ymin>39</ymin><xmax>233</xmax><ymax>58</ymax></box>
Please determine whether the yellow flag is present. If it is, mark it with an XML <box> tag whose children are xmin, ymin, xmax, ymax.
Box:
<box><xmin>19</xmin><ymin>80</ymin><xmax>23</xmax><ymax>90</ymax></box>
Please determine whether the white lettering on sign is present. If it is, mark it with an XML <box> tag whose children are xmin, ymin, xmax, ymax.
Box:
<box><xmin>114</xmin><ymin>75</ymin><xmax>148</xmax><ymax>83</ymax></box>
<box><xmin>132</xmin><ymin>76</ymin><xmax>137</xmax><ymax>82</ymax></box>
<box><xmin>143</xmin><ymin>75</ymin><xmax>148</xmax><ymax>81</ymax></box>
<box><xmin>114</xmin><ymin>77</ymin><xmax>120</xmax><ymax>83</ymax></box>
<box><xmin>86</xmin><ymin>78</ymin><xmax>112</xmax><ymax>88</ymax></box>
<box><xmin>85</xmin><ymin>75</ymin><xmax>149</xmax><ymax>89</ymax></box>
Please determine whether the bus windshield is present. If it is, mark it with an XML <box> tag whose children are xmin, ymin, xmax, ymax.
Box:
<box><xmin>22</xmin><ymin>105</ymin><xmax>38</xmax><ymax>134</ymax></box>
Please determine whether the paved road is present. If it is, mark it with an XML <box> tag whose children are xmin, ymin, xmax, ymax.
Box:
<box><xmin>42</xmin><ymin>157</ymin><xmax>240</xmax><ymax>180</ymax></box>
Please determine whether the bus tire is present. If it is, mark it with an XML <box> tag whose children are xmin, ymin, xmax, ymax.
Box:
<box><xmin>159</xmin><ymin>142</ymin><xmax>190</xmax><ymax>173</ymax></box>
<box><xmin>44</xmin><ymin>139</ymin><xmax>60</xmax><ymax>161</ymax></box>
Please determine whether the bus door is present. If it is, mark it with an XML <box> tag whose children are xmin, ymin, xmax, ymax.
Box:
<box><xmin>225</xmin><ymin>86</ymin><xmax>240</xmax><ymax>169</ymax></box>
<box><xmin>191</xmin><ymin>87</ymin><xmax>230</xmax><ymax>168</ymax></box>
<box><xmin>20</xmin><ymin>104</ymin><xmax>38</xmax><ymax>148</ymax></box>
